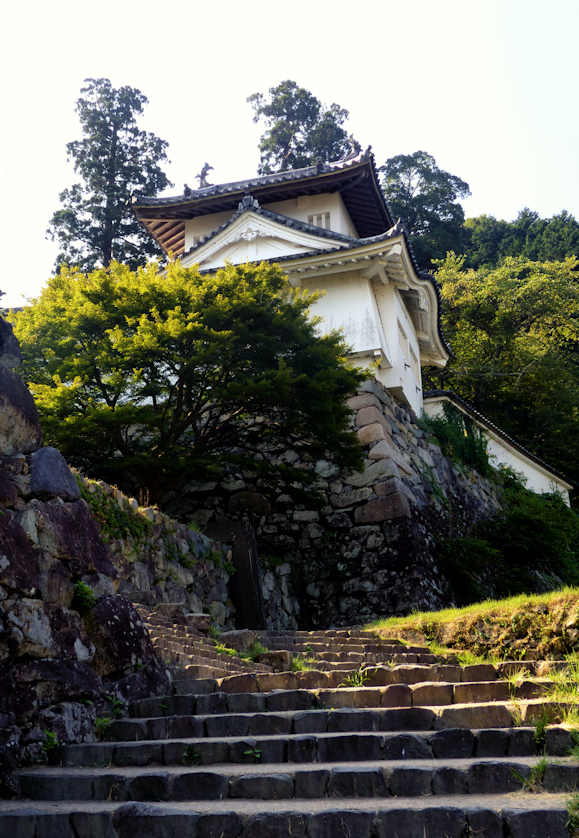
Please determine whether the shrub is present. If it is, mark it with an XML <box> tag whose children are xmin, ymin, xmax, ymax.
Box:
<box><xmin>72</xmin><ymin>580</ymin><xmax>97</xmax><ymax>613</ymax></box>
<box><xmin>419</xmin><ymin>403</ymin><xmax>491</xmax><ymax>476</ymax></box>
<box><xmin>438</xmin><ymin>475</ymin><xmax>579</xmax><ymax>605</ymax></box>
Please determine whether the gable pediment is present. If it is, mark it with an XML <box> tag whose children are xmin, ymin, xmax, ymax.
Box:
<box><xmin>180</xmin><ymin>210</ymin><xmax>346</xmax><ymax>270</ymax></box>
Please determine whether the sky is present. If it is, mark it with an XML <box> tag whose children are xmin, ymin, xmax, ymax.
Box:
<box><xmin>2</xmin><ymin>0</ymin><xmax>578</xmax><ymax>308</ymax></box>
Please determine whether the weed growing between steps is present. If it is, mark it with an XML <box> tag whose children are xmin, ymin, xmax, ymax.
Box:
<box><xmin>213</xmin><ymin>640</ymin><xmax>270</xmax><ymax>662</ymax></box>
<box><xmin>340</xmin><ymin>667</ymin><xmax>370</xmax><ymax>687</ymax></box>
<box><xmin>290</xmin><ymin>655</ymin><xmax>317</xmax><ymax>672</ymax></box>
<box><xmin>182</xmin><ymin>746</ymin><xmax>201</xmax><ymax>766</ymax></box>
<box><xmin>514</xmin><ymin>757</ymin><xmax>548</xmax><ymax>792</ymax></box>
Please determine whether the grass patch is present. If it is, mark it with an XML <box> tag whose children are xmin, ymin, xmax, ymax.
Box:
<box><xmin>567</xmin><ymin>793</ymin><xmax>579</xmax><ymax>834</ymax></box>
<box><xmin>213</xmin><ymin>640</ymin><xmax>270</xmax><ymax>662</ymax></box>
<box><xmin>367</xmin><ymin>588</ymin><xmax>579</xmax><ymax>661</ymax></box>
<box><xmin>214</xmin><ymin>642</ymin><xmax>240</xmax><ymax>658</ymax></box>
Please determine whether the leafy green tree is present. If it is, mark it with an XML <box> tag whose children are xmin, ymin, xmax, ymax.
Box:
<box><xmin>48</xmin><ymin>78</ymin><xmax>171</xmax><ymax>272</ymax></box>
<box><xmin>12</xmin><ymin>261</ymin><xmax>364</xmax><ymax>499</ymax></box>
<box><xmin>379</xmin><ymin>151</ymin><xmax>471</xmax><ymax>268</ymax></box>
<box><xmin>464</xmin><ymin>209</ymin><xmax>579</xmax><ymax>268</ymax></box>
<box><xmin>248</xmin><ymin>80</ymin><xmax>359</xmax><ymax>174</ymax></box>
<box><xmin>428</xmin><ymin>253</ymin><xmax>579</xmax><ymax>487</ymax></box>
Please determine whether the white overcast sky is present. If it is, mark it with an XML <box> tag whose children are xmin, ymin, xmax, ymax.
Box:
<box><xmin>2</xmin><ymin>0</ymin><xmax>578</xmax><ymax>307</ymax></box>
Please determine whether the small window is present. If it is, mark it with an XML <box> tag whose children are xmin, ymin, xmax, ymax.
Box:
<box><xmin>307</xmin><ymin>212</ymin><xmax>330</xmax><ymax>229</ymax></box>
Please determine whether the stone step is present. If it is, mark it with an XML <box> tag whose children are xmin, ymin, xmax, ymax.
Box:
<box><xmin>167</xmin><ymin>662</ymin><xmax>506</xmax><ymax>699</ymax></box>
<box><xmin>152</xmin><ymin>642</ymin><xmax>272</xmax><ymax>670</ymax></box>
<box><xmin>61</xmin><ymin>726</ymin><xmax>575</xmax><ymax>768</ymax></box>
<box><xmin>105</xmin><ymin>699</ymin><xmax>570</xmax><ymax>742</ymax></box>
<box><xmin>0</xmin><ymin>793</ymin><xmax>573</xmax><ymax>837</ymax></box>
<box><xmin>17</xmin><ymin>756</ymin><xmax>579</xmax><ymax>802</ymax></box>
<box><xmin>130</xmin><ymin>678</ymin><xmax>552</xmax><ymax>719</ymax></box>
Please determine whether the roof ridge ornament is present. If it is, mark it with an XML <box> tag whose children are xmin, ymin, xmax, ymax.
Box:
<box><xmin>338</xmin><ymin>135</ymin><xmax>362</xmax><ymax>163</ymax></box>
<box><xmin>238</xmin><ymin>194</ymin><xmax>260</xmax><ymax>212</ymax></box>
<box><xmin>195</xmin><ymin>162</ymin><xmax>214</xmax><ymax>188</ymax></box>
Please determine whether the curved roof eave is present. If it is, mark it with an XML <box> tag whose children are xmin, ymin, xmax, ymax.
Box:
<box><xmin>133</xmin><ymin>148</ymin><xmax>395</xmax><ymax>251</ymax></box>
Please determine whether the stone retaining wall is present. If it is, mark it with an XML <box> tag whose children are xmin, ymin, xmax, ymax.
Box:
<box><xmin>77</xmin><ymin>476</ymin><xmax>235</xmax><ymax>628</ymax></box>
<box><xmin>167</xmin><ymin>380</ymin><xmax>501</xmax><ymax>629</ymax></box>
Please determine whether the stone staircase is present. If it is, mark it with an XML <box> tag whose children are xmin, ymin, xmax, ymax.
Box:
<box><xmin>136</xmin><ymin>605</ymin><xmax>274</xmax><ymax>680</ymax></box>
<box><xmin>2</xmin><ymin>628</ymin><xmax>578</xmax><ymax>836</ymax></box>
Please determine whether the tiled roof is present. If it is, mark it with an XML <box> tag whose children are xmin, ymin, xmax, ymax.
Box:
<box><xmin>423</xmin><ymin>389</ymin><xmax>572</xmax><ymax>487</ymax></box>
<box><xmin>133</xmin><ymin>148</ymin><xmax>394</xmax><ymax>254</ymax></box>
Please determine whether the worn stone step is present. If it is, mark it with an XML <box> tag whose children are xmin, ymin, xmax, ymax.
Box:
<box><xmin>130</xmin><ymin>678</ymin><xmax>552</xmax><ymax>719</ymax></box>
<box><xmin>105</xmin><ymin>699</ymin><xmax>572</xmax><ymax>742</ymax></box>
<box><xmin>61</xmin><ymin>726</ymin><xmax>575</xmax><ymax>768</ymax></box>
<box><xmin>0</xmin><ymin>793</ymin><xmax>573</xmax><ymax>838</ymax></box>
<box><xmin>166</xmin><ymin>662</ymin><xmax>504</xmax><ymax>700</ymax></box>
<box><xmin>17</xmin><ymin>756</ymin><xmax>578</xmax><ymax>802</ymax></box>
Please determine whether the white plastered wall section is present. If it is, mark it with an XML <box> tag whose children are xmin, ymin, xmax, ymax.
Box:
<box><xmin>423</xmin><ymin>396</ymin><xmax>571</xmax><ymax>505</ymax></box>
<box><xmin>302</xmin><ymin>271</ymin><xmax>424</xmax><ymax>416</ymax></box>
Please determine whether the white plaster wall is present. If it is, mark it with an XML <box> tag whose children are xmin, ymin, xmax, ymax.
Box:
<box><xmin>302</xmin><ymin>271</ymin><xmax>383</xmax><ymax>356</ymax></box>
<box><xmin>423</xmin><ymin>397</ymin><xmax>571</xmax><ymax>504</ymax></box>
<box><xmin>196</xmin><ymin>237</ymin><xmax>314</xmax><ymax>271</ymax></box>
<box><xmin>265</xmin><ymin>193</ymin><xmax>358</xmax><ymax>237</ymax></box>
<box><xmin>184</xmin><ymin>211</ymin><xmax>232</xmax><ymax>251</ymax></box>
<box><xmin>373</xmin><ymin>283</ymin><xmax>423</xmax><ymax>414</ymax></box>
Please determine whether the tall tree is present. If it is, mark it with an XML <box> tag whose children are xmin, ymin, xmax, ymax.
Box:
<box><xmin>12</xmin><ymin>261</ymin><xmax>364</xmax><ymax>499</ymax></box>
<box><xmin>248</xmin><ymin>80</ymin><xmax>359</xmax><ymax>175</ymax></box>
<box><xmin>464</xmin><ymin>209</ymin><xmax>579</xmax><ymax>268</ymax></box>
<box><xmin>428</xmin><ymin>253</ymin><xmax>579</xmax><ymax>487</ymax></box>
<box><xmin>379</xmin><ymin>151</ymin><xmax>471</xmax><ymax>269</ymax></box>
<box><xmin>48</xmin><ymin>78</ymin><xmax>171</xmax><ymax>272</ymax></box>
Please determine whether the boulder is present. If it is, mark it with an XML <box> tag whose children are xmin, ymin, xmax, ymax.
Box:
<box><xmin>1</xmin><ymin>659</ymin><xmax>102</xmax><ymax>718</ymax></box>
<box><xmin>0</xmin><ymin>511</ymin><xmax>40</xmax><ymax>594</ymax></box>
<box><xmin>0</xmin><ymin>367</ymin><xmax>42</xmax><ymax>455</ymax></box>
<box><xmin>30</xmin><ymin>447</ymin><xmax>80</xmax><ymax>501</ymax></box>
<box><xmin>29</xmin><ymin>498</ymin><xmax>116</xmax><ymax>578</ymax></box>
<box><xmin>87</xmin><ymin>596</ymin><xmax>170</xmax><ymax>699</ymax></box>
<box><xmin>38</xmin><ymin>701</ymin><xmax>96</xmax><ymax>744</ymax></box>
<box><xmin>0</xmin><ymin>319</ymin><xmax>22</xmax><ymax>369</ymax></box>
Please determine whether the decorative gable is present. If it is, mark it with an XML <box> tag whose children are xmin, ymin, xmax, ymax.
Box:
<box><xmin>180</xmin><ymin>209</ymin><xmax>349</xmax><ymax>271</ymax></box>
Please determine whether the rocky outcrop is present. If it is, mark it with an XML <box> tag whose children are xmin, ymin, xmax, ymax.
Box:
<box><xmin>167</xmin><ymin>380</ymin><xmax>501</xmax><ymax>629</ymax></box>
<box><xmin>0</xmin><ymin>317</ymin><xmax>228</xmax><ymax>795</ymax></box>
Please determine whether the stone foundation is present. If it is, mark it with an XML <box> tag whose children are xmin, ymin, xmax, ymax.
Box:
<box><xmin>165</xmin><ymin>380</ymin><xmax>501</xmax><ymax>628</ymax></box>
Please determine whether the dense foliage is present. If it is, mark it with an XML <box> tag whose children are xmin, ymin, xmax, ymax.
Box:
<box><xmin>428</xmin><ymin>253</ymin><xmax>579</xmax><ymax>487</ymax></box>
<box><xmin>248</xmin><ymin>80</ymin><xmax>359</xmax><ymax>174</ymax></box>
<box><xmin>379</xmin><ymin>151</ymin><xmax>471</xmax><ymax>269</ymax></box>
<box><xmin>419</xmin><ymin>403</ymin><xmax>491</xmax><ymax>477</ymax></box>
<box><xmin>12</xmin><ymin>261</ymin><xmax>364</xmax><ymax>499</ymax></box>
<box><xmin>464</xmin><ymin>209</ymin><xmax>579</xmax><ymax>269</ymax></box>
<box><xmin>438</xmin><ymin>473</ymin><xmax>579</xmax><ymax>606</ymax></box>
<box><xmin>48</xmin><ymin>78</ymin><xmax>171</xmax><ymax>272</ymax></box>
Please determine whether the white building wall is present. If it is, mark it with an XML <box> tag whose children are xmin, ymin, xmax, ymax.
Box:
<box><xmin>423</xmin><ymin>397</ymin><xmax>571</xmax><ymax>504</ymax></box>
<box><xmin>302</xmin><ymin>271</ymin><xmax>383</xmax><ymax>356</ymax></box>
<box><xmin>373</xmin><ymin>283</ymin><xmax>423</xmax><ymax>414</ymax></box>
<box><xmin>265</xmin><ymin>194</ymin><xmax>358</xmax><ymax>237</ymax></box>
<box><xmin>301</xmin><ymin>272</ymin><xmax>424</xmax><ymax>415</ymax></box>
